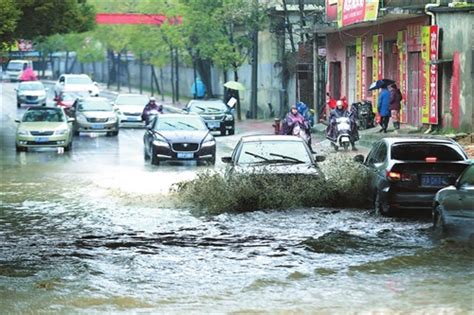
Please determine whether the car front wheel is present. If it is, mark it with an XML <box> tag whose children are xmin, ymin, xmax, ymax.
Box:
<box><xmin>150</xmin><ymin>146</ymin><xmax>160</xmax><ymax>165</ymax></box>
<box><xmin>433</xmin><ymin>206</ymin><xmax>448</xmax><ymax>238</ymax></box>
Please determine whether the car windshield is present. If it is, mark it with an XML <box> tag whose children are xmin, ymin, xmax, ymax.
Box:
<box><xmin>460</xmin><ymin>166</ymin><xmax>474</xmax><ymax>186</ymax></box>
<box><xmin>237</xmin><ymin>140</ymin><xmax>312</xmax><ymax>164</ymax></box>
<box><xmin>391</xmin><ymin>143</ymin><xmax>465</xmax><ymax>161</ymax></box>
<box><xmin>115</xmin><ymin>95</ymin><xmax>149</xmax><ymax>106</ymax></box>
<box><xmin>22</xmin><ymin>109</ymin><xmax>64</xmax><ymax>122</ymax></box>
<box><xmin>67</xmin><ymin>76</ymin><xmax>93</xmax><ymax>84</ymax></box>
<box><xmin>7</xmin><ymin>62</ymin><xmax>24</xmax><ymax>71</ymax></box>
<box><xmin>19</xmin><ymin>83</ymin><xmax>44</xmax><ymax>90</ymax></box>
<box><xmin>189</xmin><ymin>101</ymin><xmax>228</xmax><ymax>113</ymax></box>
<box><xmin>154</xmin><ymin>116</ymin><xmax>207</xmax><ymax>131</ymax></box>
<box><xmin>78</xmin><ymin>99</ymin><xmax>112</xmax><ymax>111</ymax></box>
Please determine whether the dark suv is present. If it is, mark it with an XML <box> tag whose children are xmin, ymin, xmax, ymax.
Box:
<box><xmin>183</xmin><ymin>99</ymin><xmax>235</xmax><ymax>136</ymax></box>
<box><xmin>356</xmin><ymin>136</ymin><xmax>470</xmax><ymax>216</ymax></box>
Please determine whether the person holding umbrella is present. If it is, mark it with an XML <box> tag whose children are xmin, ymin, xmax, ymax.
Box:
<box><xmin>377</xmin><ymin>83</ymin><xmax>391</xmax><ymax>133</ymax></box>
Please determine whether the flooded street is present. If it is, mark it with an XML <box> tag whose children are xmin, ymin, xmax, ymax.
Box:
<box><xmin>1</xmin><ymin>83</ymin><xmax>473</xmax><ymax>313</ymax></box>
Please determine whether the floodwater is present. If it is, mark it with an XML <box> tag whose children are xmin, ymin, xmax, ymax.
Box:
<box><xmin>1</xmin><ymin>164</ymin><xmax>473</xmax><ymax>314</ymax></box>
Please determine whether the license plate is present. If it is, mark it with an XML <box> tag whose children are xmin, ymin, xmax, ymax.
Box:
<box><xmin>420</xmin><ymin>175</ymin><xmax>447</xmax><ymax>187</ymax></box>
<box><xmin>91</xmin><ymin>124</ymin><xmax>104</xmax><ymax>129</ymax></box>
<box><xmin>35</xmin><ymin>137</ymin><xmax>49</xmax><ymax>142</ymax></box>
<box><xmin>207</xmin><ymin>121</ymin><xmax>220</xmax><ymax>129</ymax></box>
<box><xmin>126</xmin><ymin>116</ymin><xmax>141</xmax><ymax>121</ymax></box>
<box><xmin>177</xmin><ymin>152</ymin><xmax>193</xmax><ymax>159</ymax></box>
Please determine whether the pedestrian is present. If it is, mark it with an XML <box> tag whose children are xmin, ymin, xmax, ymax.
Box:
<box><xmin>191</xmin><ymin>78</ymin><xmax>206</xmax><ymax>99</ymax></box>
<box><xmin>388</xmin><ymin>83</ymin><xmax>402</xmax><ymax>131</ymax></box>
<box><xmin>377</xmin><ymin>84</ymin><xmax>391</xmax><ymax>133</ymax></box>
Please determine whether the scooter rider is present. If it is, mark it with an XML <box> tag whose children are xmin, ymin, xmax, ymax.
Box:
<box><xmin>326</xmin><ymin>100</ymin><xmax>358</xmax><ymax>151</ymax></box>
<box><xmin>141</xmin><ymin>96</ymin><xmax>163</xmax><ymax>124</ymax></box>
<box><xmin>280</xmin><ymin>105</ymin><xmax>313</xmax><ymax>151</ymax></box>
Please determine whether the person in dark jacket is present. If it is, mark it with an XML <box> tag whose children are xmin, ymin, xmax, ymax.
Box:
<box><xmin>389</xmin><ymin>83</ymin><xmax>402</xmax><ymax>130</ymax></box>
<box><xmin>141</xmin><ymin>97</ymin><xmax>163</xmax><ymax>124</ymax></box>
<box><xmin>377</xmin><ymin>85</ymin><xmax>391</xmax><ymax>133</ymax></box>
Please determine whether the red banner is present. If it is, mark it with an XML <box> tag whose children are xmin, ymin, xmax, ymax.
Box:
<box><xmin>337</xmin><ymin>0</ymin><xmax>379</xmax><ymax>27</ymax></box>
<box><xmin>429</xmin><ymin>25</ymin><xmax>439</xmax><ymax>124</ymax></box>
<box><xmin>96</xmin><ymin>13</ymin><xmax>181</xmax><ymax>25</ymax></box>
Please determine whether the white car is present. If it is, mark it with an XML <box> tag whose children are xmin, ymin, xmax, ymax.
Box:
<box><xmin>15</xmin><ymin>81</ymin><xmax>48</xmax><ymax>107</ymax></box>
<box><xmin>113</xmin><ymin>93</ymin><xmax>149</xmax><ymax>126</ymax></box>
<box><xmin>54</xmin><ymin>74</ymin><xmax>99</xmax><ymax>97</ymax></box>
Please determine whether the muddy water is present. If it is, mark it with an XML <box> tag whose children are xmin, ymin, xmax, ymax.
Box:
<box><xmin>1</xmin><ymin>166</ymin><xmax>473</xmax><ymax>314</ymax></box>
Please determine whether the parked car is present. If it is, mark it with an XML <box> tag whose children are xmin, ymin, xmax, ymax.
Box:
<box><xmin>143</xmin><ymin>113</ymin><xmax>216</xmax><ymax>165</ymax></box>
<box><xmin>221</xmin><ymin>135</ymin><xmax>325</xmax><ymax>178</ymax></box>
<box><xmin>183</xmin><ymin>99</ymin><xmax>235</xmax><ymax>136</ymax></box>
<box><xmin>54</xmin><ymin>91</ymin><xmax>89</xmax><ymax>117</ymax></box>
<box><xmin>355</xmin><ymin>136</ymin><xmax>470</xmax><ymax>216</ymax></box>
<box><xmin>15</xmin><ymin>81</ymin><xmax>48</xmax><ymax>107</ymax></box>
<box><xmin>6</xmin><ymin>59</ymin><xmax>33</xmax><ymax>82</ymax></box>
<box><xmin>432</xmin><ymin>164</ymin><xmax>474</xmax><ymax>238</ymax></box>
<box><xmin>113</xmin><ymin>93</ymin><xmax>149</xmax><ymax>126</ymax></box>
<box><xmin>71</xmin><ymin>97</ymin><xmax>119</xmax><ymax>136</ymax></box>
<box><xmin>54</xmin><ymin>74</ymin><xmax>99</xmax><ymax>97</ymax></box>
<box><xmin>15</xmin><ymin>106</ymin><xmax>73</xmax><ymax>152</ymax></box>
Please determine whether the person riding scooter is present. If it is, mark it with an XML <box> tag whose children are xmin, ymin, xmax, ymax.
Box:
<box><xmin>141</xmin><ymin>97</ymin><xmax>163</xmax><ymax>125</ymax></box>
<box><xmin>326</xmin><ymin>100</ymin><xmax>358</xmax><ymax>151</ymax></box>
<box><xmin>280</xmin><ymin>105</ymin><xmax>313</xmax><ymax>151</ymax></box>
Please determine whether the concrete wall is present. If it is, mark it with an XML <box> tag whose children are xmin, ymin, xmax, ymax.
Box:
<box><xmin>437</xmin><ymin>12</ymin><xmax>474</xmax><ymax>133</ymax></box>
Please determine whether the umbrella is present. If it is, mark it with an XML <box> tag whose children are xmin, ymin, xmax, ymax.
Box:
<box><xmin>224</xmin><ymin>81</ymin><xmax>245</xmax><ymax>91</ymax></box>
<box><xmin>368</xmin><ymin>79</ymin><xmax>395</xmax><ymax>91</ymax></box>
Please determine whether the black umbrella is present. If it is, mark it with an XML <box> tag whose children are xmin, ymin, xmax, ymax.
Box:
<box><xmin>368</xmin><ymin>79</ymin><xmax>395</xmax><ymax>91</ymax></box>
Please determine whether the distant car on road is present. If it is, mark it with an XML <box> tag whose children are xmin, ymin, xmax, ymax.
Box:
<box><xmin>54</xmin><ymin>74</ymin><xmax>99</xmax><ymax>97</ymax></box>
<box><xmin>183</xmin><ymin>99</ymin><xmax>235</xmax><ymax>136</ymax></box>
<box><xmin>15</xmin><ymin>81</ymin><xmax>48</xmax><ymax>107</ymax></box>
<box><xmin>221</xmin><ymin>135</ymin><xmax>325</xmax><ymax>178</ymax></box>
<box><xmin>15</xmin><ymin>106</ymin><xmax>73</xmax><ymax>152</ymax></box>
<box><xmin>113</xmin><ymin>93</ymin><xmax>149</xmax><ymax>126</ymax></box>
<box><xmin>6</xmin><ymin>59</ymin><xmax>33</xmax><ymax>82</ymax></box>
<box><xmin>356</xmin><ymin>136</ymin><xmax>470</xmax><ymax>216</ymax></box>
<box><xmin>54</xmin><ymin>91</ymin><xmax>90</xmax><ymax>116</ymax></box>
<box><xmin>432</xmin><ymin>164</ymin><xmax>474</xmax><ymax>238</ymax></box>
<box><xmin>143</xmin><ymin>113</ymin><xmax>216</xmax><ymax>165</ymax></box>
<box><xmin>71</xmin><ymin>97</ymin><xmax>119</xmax><ymax>136</ymax></box>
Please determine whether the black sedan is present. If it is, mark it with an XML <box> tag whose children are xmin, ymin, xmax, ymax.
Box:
<box><xmin>221</xmin><ymin>135</ymin><xmax>325</xmax><ymax>178</ymax></box>
<box><xmin>432</xmin><ymin>164</ymin><xmax>474</xmax><ymax>238</ymax></box>
<box><xmin>143</xmin><ymin>114</ymin><xmax>216</xmax><ymax>165</ymax></box>
<box><xmin>355</xmin><ymin>136</ymin><xmax>470</xmax><ymax>216</ymax></box>
<box><xmin>183</xmin><ymin>99</ymin><xmax>235</xmax><ymax>136</ymax></box>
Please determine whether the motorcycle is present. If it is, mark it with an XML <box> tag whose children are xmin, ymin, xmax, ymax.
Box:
<box><xmin>328</xmin><ymin>116</ymin><xmax>352</xmax><ymax>151</ymax></box>
<box><xmin>291</xmin><ymin>121</ymin><xmax>311</xmax><ymax>147</ymax></box>
<box><xmin>144</xmin><ymin>109</ymin><xmax>160</xmax><ymax>125</ymax></box>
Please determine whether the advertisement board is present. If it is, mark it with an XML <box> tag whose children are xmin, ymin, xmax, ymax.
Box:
<box><xmin>337</xmin><ymin>0</ymin><xmax>379</xmax><ymax>28</ymax></box>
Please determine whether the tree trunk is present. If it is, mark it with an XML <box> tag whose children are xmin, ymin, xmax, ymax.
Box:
<box><xmin>139</xmin><ymin>53</ymin><xmax>143</xmax><ymax>94</ymax></box>
<box><xmin>233</xmin><ymin>68</ymin><xmax>242</xmax><ymax>121</ymax></box>
<box><xmin>116</xmin><ymin>52</ymin><xmax>121</xmax><ymax>91</ymax></box>
<box><xmin>160</xmin><ymin>68</ymin><xmax>165</xmax><ymax>101</ymax></box>
<box><xmin>250</xmin><ymin>28</ymin><xmax>258</xmax><ymax>119</ymax></box>
<box><xmin>175</xmin><ymin>48</ymin><xmax>179</xmax><ymax>102</ymax></box>
<box><xmin>170</xmin><ymin>46</ymin><xmax>175</xmax><ymax>103</ymax></box>
<box><xmin>65</xmin><ymin>51</ymin><xmax>69</xmax><ymax>74</ymax></box>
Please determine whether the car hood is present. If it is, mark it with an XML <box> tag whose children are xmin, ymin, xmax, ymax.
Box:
<box><xmin>232</xmin><ymin>163</ymin><xmax>321</xmax><ymax>176</ymax></box>
<box><xmin>80</xmin><ymin>111</ymin><xmax>115</xmax><ymax>119</ymax></box>
<box><xmin>19</xmin><ymin>122</ymin><xmax>68</xmax><ymax>131</ymax></box>
<box><xmin>63</xmin><ymin>84</ymin><xmax>98</xmax><ymax>92</ymax></box>
<box><xmin>18</xmin><ymin>90</ymin><xmax>46</xmax><ymax>96</ymax></box>
<box><xmin>157</xmin><ymin>130</ymin><xmax>209</xmax><ymax>143</ymax></box>
<box><xmin>116</xmin><ymin>105</ymin><xmax>144</xmax><ymax>113</ymax></box>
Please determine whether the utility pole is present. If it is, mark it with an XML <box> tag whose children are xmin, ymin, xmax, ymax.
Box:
<box><xmin>313</xmin><ymin>34</ymin><xmax>319</xmax><ymax>123</ymax></box>
<box><xmin>250</xmin><ymin>27</ymin><xmax>258</xmax><ymax>119</ymax></box>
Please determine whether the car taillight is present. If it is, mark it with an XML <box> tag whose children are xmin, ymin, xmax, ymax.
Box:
<box><xmin>425</xmin><ymin>157</ymin><xmax>437</xmax><ymax>163</ymax></box>
<box><xmin>386</xmin><ymin>171</ymin><xmax>413</xmax><ymax>182</ymax></box>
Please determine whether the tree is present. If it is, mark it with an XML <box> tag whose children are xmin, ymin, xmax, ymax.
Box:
<box><xmin>0</xmin><ymin>0</ymin><xmax>21</xmax><ymax>46</ymax></box>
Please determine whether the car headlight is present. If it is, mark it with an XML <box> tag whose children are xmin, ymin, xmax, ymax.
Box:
<box><xmin>55</xmin><ymin>128</ymin><xmax>69</xmax><ymax>135</ymax></box>
<box><xmin>108</xmin><ymin>116</ymin><xmax>118</xmax><ymax>123</ymax></box>
<box><xmin>152</xmin><ymin>135</ymin><xmax>169</xmax><ymax>147</ymax></box>
<box><xmin>225</xmin><ymin>114</ymin><xmax>234</xmax><ymax>121</ymax></box>
<box><xmin>202</xmin><ymin>134</ymin><xmax>215</xmax><ymax>147</ymax></box>
<box><xmin>38</xmin><ymin>94</ymin><xmax>47</xmax><ymax>100</ymax></box>
<box><xmin>17</xmin><ymin>129</ymin><xmax>29</xmax><ymax>135</ymax></box>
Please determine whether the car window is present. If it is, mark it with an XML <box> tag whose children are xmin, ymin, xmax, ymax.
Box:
<box><xmin>19</xmin><ymin>83</ymin><xmax>44</xmax><ymax>90</ymax></box>
<box><xmin>23</xmin><ymin>109</ymin><xmax>64</xmax><ymax>122</ymax></box>
<box><xmin>391</xmin><ymin>143</ymin><xmax>465</xmax><ymax>161</ymax></box>
<box><xmin>78</xmin><ymin>99</ymin><xmax>112</xmax><ymax>111</ymax></box>
<box><xmin>67</xmin><ymin>76</ymin><xmax>92</xmax><ymax>84</ymax></box>
<box><xmin>59</xmin><ymin>76</ymin><xmax>65</xmax><ymax>83</ymax></box>
<box><xmin>374</xmin><ymin>143</ymin><xmax>387</xmax><ymax>163</ymax></box>
<box><xmin>7</xmin><ymin>62</ymin><xmax>24</xmax><ymax>71</ymax></box>
<box><xmin>154</xmin><ymin>116</ymin><xmax>207</xmax><ymax>131</ymax></box>
<box><xmin>458</xmin><ymin>166</ymin><xmax>474</xmax><ymax>187</ymax></box>
<box><xmin>188</xmin><ymin>101</ymin><xmax>227</xmax><ymax>113</ymax></box>
<box><xmin>365</xmin><ymin>142</ymin><xmax>381</xmax><ymax>166</ymax></box>
<box><xmin>236</xmin><ymin>140</ymin><xmax>312</xmax><ymax>164</ymax></box>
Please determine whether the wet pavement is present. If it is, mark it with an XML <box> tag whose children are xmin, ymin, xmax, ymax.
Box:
<box><xmin>1</xmin><ymin>81</ymin><xmax>473</xmax><ymax>314</ymax></box>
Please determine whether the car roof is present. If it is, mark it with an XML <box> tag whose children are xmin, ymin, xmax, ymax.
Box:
<box><xmin>240</xmin><ymin>135</ymin><xmax>305</xmax><ymax>142</ymax></box>
<box><xmin>79</xmin><ymin>96</ymin><xmax>109</xmax><ymax>102</ymax></box>
<box><xmin>25</xmin><ymin>106</ymin><xmax>61</xmax><ymax>111</ymax></box>
<box><xmin>19</xmin><ymin>81</ymin><xmax>42</xmax><ymax>85</ymax></box>
<box><xmin>380</xmin><ymin>135</ymin><xmax>457</xmax><ymax>145</ymax></box>
<box><xmin>116</xmin><ymin>93</ymin><xmax>148</xmax><ymax>97</ymax></box>
<box><xmin>62</xmin><ymin>74</ymin><xmax>90</xmax><ymax>77</ymax></box>
<box><xmin>160</xmin><ymin>113</ymin><xmax>199</xmax><ymax>119</ymax></box>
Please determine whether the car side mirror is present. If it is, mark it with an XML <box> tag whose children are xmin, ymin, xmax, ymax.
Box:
<box><xmin>94</xmin><ymin>82</ymin><xmax>99</xmax><ymax>86</ymax></box>
<box><xmin>314</xmin><ymin>155</ymin><xmax>326</xmax><ymax>162</ymax></box>
<box><xmin>353</xmin><ymin>154</ymin><xmax>365</xmax><ymax>163</ymax></box>
<box><xmin>15</xmin><ymin>119</ymin><xmax>20</xmax><ymax>123</ymax></box>
<box><xmin>221</xmin><ymin>156</ymin><xmax>232</xmax><ymax>163</ymax></box>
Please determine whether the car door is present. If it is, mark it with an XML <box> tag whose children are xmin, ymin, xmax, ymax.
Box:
<box><xmin>364</xmin><ymin>141</ymin><xmax>381</xmax><ymax>200</ymax></box>
<box><xmin>445</xmin><ymin>166</ymin><xmax>474</xmax><ymax>216</ymax></box>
